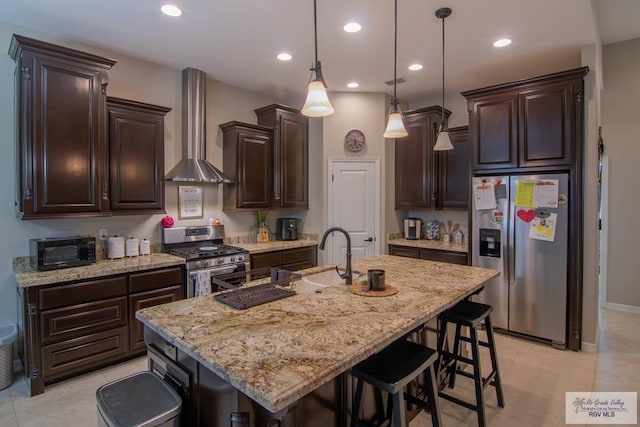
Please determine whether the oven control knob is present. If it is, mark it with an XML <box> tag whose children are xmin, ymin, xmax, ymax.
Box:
<box><xmin>230</xmin><ymin>256</ymin><xmax>236</xmax><ymax>262</ymax></box>
<box><xmin>194</xmin><ymin>261</ymin><xmax>202</xmax><ymax>268</ymax></box>
<box><xmin>217</xmin><ymin>258</ymin><xmax>225</xmax><ymax>265</ymax></box>
<box><xmin>237</xmin><ymin>255</ymin><xmax>244</xmax><ymax>261</ymax></box>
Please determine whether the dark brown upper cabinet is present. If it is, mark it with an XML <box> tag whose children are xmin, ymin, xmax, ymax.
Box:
<box><xmin>221</xmin><ymin>121</ymin><xmax>274</xmax><ymax>209</ymax></box>
<box><xmin>107</xmin><ymin>97</ymin><xmax>171</xmax><ymax>213</ymax></box>
<box><xmin>9</xmin><ymin>34</ymin><xmax>116</xmax><ymax>219</ymax></box>
<box><xmin>395</xmin><ymin>106</ymin><xmax>468</xmax><ymax>209</ymax></box>
<box><xmin>439</xmin><ymin>126</ymin><xmax>470</xmax><ymax>209</ymax></box>
<box><xmin>462</xmin><ymin>67</ymin><xmax>588</xmax><ymax>172</ymax></box>
<box><xmin>255</xmin><ymin>104</ymin><xmax>309</xmax><ymax>209</ymax></box>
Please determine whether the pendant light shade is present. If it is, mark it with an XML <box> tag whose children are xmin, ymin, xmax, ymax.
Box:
<box><xmin>433</xmin><ymin>129</ymin><xmax>453</xmax><ymax>150</ymax></box>
<box><xmin>301</xmin><ymin>0</ymin><xmax>334</xmax><ymax>117</ymax></box>
<box><xmin>434</xmin><ymin>7</ymin><xmax>454</xmax><ymax>151</ymax></box>
<box><xmin>384</xmin><ymin>104</ymin><xmax>408</xmax><ymax>138</ymax></box>
<box><xmin>302</xmin><ymin>76</ymin><xmax>334</xmax><ymax>117</ymax></box>
<box><xmin>384</xmin><ymin>0</ymin><xmax>408</xmax><ymax>139</ymax></box>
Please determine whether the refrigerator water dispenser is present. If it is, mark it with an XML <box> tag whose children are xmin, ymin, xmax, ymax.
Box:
<box><xmin>479</xmin><ymin>228</ymin><xmax>501</xmax><ymax>258</ymax></box>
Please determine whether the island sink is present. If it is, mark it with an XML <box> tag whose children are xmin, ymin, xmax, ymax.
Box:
<box><xmin>301</xmin><ymin>269</ymin><xmax>362</xmax><ymax>288</ymax></box>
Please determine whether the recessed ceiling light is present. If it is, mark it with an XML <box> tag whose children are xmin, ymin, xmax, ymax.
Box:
<box><xmin>346</xmin><ymin>82</ymin><xmax>359</xmax><ymax>88</ymax></box>
<box><xmin>277</xmin><ymin>53</ymin><xmax>292</xmax><ymax>61</ymax></box>
<box><xmin>493</xmin><ymin>38</ymin><xmax>512</xmax><ymax>48</ymax></box>
<box><xmin>161</xmin><ymin>4</ymin><xmax>182</xmax><ymax>17</ymax></box>
<box><xmin>408</xmin><ymin>64</ymin><xmax>423</xmax><ymax>71</ymax></box>
<box><xmin>344</xmin><ymin>22</ymin><xmax>362</xmax><ymax>33</ymax></box>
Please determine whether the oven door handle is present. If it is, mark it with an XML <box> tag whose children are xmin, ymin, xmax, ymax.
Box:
<box><xmin>188</xmin><ymin>265</ymin><xmax>238</xmax><ymax>277</ymax></box>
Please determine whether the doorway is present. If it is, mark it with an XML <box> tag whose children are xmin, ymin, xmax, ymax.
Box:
<box><xmin>326</xmin><ymin>158</ymin><xmax>380</xmax><ymax>265</ymax></box>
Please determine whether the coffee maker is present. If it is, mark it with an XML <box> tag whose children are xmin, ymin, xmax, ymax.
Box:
<box><xmin>403</xmin><ymin>218</ymin><xmax>422</xmax><ymax>240</ymax></box>
<box><xmin>276</xmin><ymin>218</ymin><xmax>299</xmax><ymax>241</ymax></box>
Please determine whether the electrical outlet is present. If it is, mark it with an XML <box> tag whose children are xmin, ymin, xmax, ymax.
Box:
<box><xmin>99</xmin><ymin>229</ymin><xmax>108</xmax><ymax>240</ymax></box>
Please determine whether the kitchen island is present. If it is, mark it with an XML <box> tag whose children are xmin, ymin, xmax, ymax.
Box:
<box><xmin>136</xmin><ymin>255</ymin><xmax>499</xmax><ymax>426</ymax></box>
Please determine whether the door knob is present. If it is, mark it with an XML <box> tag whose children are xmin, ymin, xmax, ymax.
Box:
<box><xmin>365</xmin><ymin>237</ymin><xmax>374</xmax><ymax>242</ymax></box>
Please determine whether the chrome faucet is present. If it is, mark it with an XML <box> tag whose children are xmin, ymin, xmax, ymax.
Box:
<box><xmin>318</xmin><ymin>227</ymin><xmax>353</xmax><ymax>285</ymax></box>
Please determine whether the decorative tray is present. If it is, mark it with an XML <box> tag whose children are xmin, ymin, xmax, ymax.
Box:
<box><xmin>348</xmin><ymin>283</ymin><xmax>398</xmax><ymax>297</ymax></box>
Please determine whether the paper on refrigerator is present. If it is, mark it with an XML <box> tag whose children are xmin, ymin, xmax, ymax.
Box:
<box><xmin>515</xmin><ymin>179</ymin><xmax>559</xmax><ymax>208</ymax></box>
<box><xmin>473</xmin><ymin>180</ymin><xmax>497</xmax><ymax>210</ymax></box>
<box><xmin>529</xmin><ymin>213</ymin><xmax>557</xmax><ymax>242</ymax></box>
<box><xmin>532</xmin><ymin>179</ymin><xmax>559</xmax><ymax>208</ymax></box>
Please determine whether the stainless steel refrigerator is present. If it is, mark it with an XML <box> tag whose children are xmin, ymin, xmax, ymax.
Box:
<box><xmin>472</xmin><ymin>173</ymin><xmax>569</xmax><ymax>348</ymax></box>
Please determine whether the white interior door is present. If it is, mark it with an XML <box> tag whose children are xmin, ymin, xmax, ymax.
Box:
<box><xmin>327</xmin><ymin>159</ymin><xmax>380</xmax><ymax>265</ymax></box>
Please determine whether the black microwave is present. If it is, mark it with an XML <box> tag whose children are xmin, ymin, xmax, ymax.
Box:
<box><xmin>29</xmin><ymin>236</ymin><xmax>96</xmax><ymax>271</ymax></box>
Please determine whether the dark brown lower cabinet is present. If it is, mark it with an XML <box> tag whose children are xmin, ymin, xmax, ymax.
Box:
<box><xmin>388</xmin><ymin>244</ymin><xmax>468</xmax><ymax>265</ymax></box>
<box><xmin>17</xmin><ymin>264</ymin><xmax>184</xmax><ymax>396</ymax></box>
<box><xmin>250</xmin><ymin>246</ymin><xmax>317</xmax><ymax>273</ymax></box>
<box><xmin>129</xmin><ymin>286</ymin><xmax>181</xmax><ymax>353</ymax></box>
<box><xmin>42</xmin><ymin>327</ymin><xmax>129</xmax><ymax>380</ymax></box>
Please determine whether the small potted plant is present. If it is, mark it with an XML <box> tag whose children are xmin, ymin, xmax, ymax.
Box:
<box><xmin>255</xmin><ymin>210</ymin><xmax>270</xmax><ymax>243</ymax></box>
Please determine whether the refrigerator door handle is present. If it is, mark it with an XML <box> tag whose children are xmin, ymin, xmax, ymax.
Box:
<box><xmin>508</xmin><ymin>197</ymin><xmax>516</xmax><ymax>288</ymax></box>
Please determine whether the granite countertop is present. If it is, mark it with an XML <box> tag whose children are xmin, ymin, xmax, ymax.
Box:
<box><xmin>235</xmin><ymin>239</ymin><xmax>318</xmax><ymax>254</ymax></box>
<box><xmin>13</xmin><ymin>253</ymin><xmax>185</xmax><ymax>288</ymax></box>
<box><xmin>136</xmin><ymin>255</ymin><xmax>498</xmax><ymax>413</ymax></box>
<box><xmin>388</xmin><ymin>238</ymin><xmax>468</xmax><ymax>253</ymax></box>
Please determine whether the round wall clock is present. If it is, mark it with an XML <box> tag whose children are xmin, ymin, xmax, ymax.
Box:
<box><xmin>344</xmin><ymin>129</ymin><xmax>366</xmax><ymax>152</ymax></box>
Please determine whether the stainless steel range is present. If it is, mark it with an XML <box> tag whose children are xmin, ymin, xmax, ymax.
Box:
<box><xmin>162</xmin><ymin>225</ymin><xmax>249</xmax><ymax>298</ymax></box>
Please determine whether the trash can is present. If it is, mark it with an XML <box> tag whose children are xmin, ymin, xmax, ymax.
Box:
<box><xmin>0</xmin><ymin>324</ymin><xmax>17</xmax><ymax>391</ymax></box>
<box><xmin>96</xmin><ymin>371</ymin><xmax>182</xmax><ymax>427</ymax></box>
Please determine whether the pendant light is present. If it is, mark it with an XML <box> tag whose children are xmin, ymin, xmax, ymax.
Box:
<box><xmin>383</xmin><ymin>0</ymin><xmax>408</xmax><ymax>138</ymax></box>
<box><xmin>433</xmin><ymin>7</ymin><xmax>454</xmax><ymax>151</ymax></box>
<box><xmin>301</xmin><ymin>0</ymin><xmax>334</xmax><ymax>117</ymax></box>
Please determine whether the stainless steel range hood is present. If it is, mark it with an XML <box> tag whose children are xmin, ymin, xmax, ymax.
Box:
<box><xmin>165</xmin><ymin>68</ymin><xmax>232</xmax><ymax>183</ymax></box>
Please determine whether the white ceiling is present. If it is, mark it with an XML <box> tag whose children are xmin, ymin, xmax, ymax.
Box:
<box><xmin>3</xmin><ymin>0</ymin><xmax>640</xmax><ymax>105</ymax></box>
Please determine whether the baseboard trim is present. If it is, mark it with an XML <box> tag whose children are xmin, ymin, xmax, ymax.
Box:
<box><xmin>581</xmin><ymin>341</ymin><xmax>598</xmax><ymax>353</ymax></box>
<box><xmin>605</xmin><ymin>302</ymin><xmax>640</xmax><ymax>314</ymax></box>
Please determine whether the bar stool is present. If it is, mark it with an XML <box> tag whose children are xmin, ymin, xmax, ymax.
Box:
<box><xmin>350</xmin><ymin>339</ymin><xmax>441</xmax><ymax>427</ymax></box>
<box><xmin>436</xmin><ymin>300</ymin><xmax>505</xmax><ymax>427</ymax></box>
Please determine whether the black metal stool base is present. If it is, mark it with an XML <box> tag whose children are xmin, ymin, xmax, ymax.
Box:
<box><xmin>436</xmin><ymin>300</ymin><xmax>505</xmax><ymax>427</ymax></box>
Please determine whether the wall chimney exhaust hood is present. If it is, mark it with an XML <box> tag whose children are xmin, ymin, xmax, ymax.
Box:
<box><xmin>165</xmin><ymin>68</ymin><xmax>232</xmax><ymax>183</ymax></box>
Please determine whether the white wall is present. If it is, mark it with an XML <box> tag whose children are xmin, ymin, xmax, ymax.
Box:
<box><xmin>601</xmin><ymin>38</ymin><xmax>640</xmax><ymax>309</ymax></box>
<box><xmin>320</xmin><ymin>92</ymin><xmax>388</xmax><ymax>263</ymax></box>
<box><xmin>0</xmin><ymin>21</ymin><xmax>320</xmax><ymax>327</ymax></box>
<box><xmin>581</xmin><ymin>43</ymin><xmax>602</xmax><ymax>349</ymax></box>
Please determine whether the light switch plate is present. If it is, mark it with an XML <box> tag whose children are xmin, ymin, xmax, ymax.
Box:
<box><xmin>99</xmin><ymin>229</ymin><xmax>108</xmax><ymax>240</ymax></box>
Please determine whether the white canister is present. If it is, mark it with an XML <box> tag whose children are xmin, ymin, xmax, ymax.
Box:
<box><xmin>125</xmin><ymin>237</ymin><xmax>140</xmax><ymax>257</ymax></box>
<box><xmin>139</xmin><ymin>238</ymin><xmax>151</xmax><ymax>255</ymax></box>
<box><xmin>107</xmin><ymin>236</ymin><xmax>125</xmax><ymax>259</ymax></box>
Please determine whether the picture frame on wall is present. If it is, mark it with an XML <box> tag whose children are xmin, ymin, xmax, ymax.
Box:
<box><xmin>178</xmin><ymin>186</ymin><xmax>203</xmax><ymax>219</ymax></box>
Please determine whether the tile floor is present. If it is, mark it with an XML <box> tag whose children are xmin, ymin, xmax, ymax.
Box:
<box><xmin>0</xmin><ymin>308</ymin><xmax>638</xmax><ymax>426</ymax></box>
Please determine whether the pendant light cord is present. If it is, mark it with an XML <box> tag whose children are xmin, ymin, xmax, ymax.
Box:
<box><xmin>441</xmin><ymin>13</ymin><xmax>445</xmax><ymax>125</ymax></box>
<box><xmin>313</xmin><ymin>0</ymin><xmax>319</xmax><ymax>66</ymax></box>
<box><xmin>393</xmin><ymin>0</ymin><xmax>398</xmax><ymax>108</ymax></box>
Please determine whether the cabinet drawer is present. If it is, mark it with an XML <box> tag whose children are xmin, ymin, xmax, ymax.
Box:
<box><xmin>281</xmin><ymin>246</ymin><xmax>316</xmax><ymax>264</ymax></box>
<box><xmin>419</xmin><ymin>249</ymin><xmax>468</xmax><ymax>265</ymax></box>
<box><xmin>39</xmin><ymin>276</ymin><xmax>127</xmax><ymax>310</ymax></box>
<box><xmin>42</xmin><ymin>326</ymin><xmax>128</xmax><ymax>380</ymax></box>
<box><xmin>129</xmin><ymin>267</ymin><xmax>183</xmax><ymax>293</ymax></box>
<box><xmin>251</xmin><ymin>252</ymin><xmax>282</xmax><ymax>269</ymax></box>
<box><xmin>282</xmin><ymin>261</ymin><xmax>315</xmax><ymax>272</ymax></box>
<box><xmin>388</xmin><ymin>245</ymin><xmax>420</xmax><ymax>259</ymax></box>
<box><xmin>41</xmin><ymin>297</ymin><xmax>127</xmax><ymax>344</ymax></box>
<box><xmin>129</xmin><ymin>286</ymin><xmax>182</xmax><ymax>353</ymax></box>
